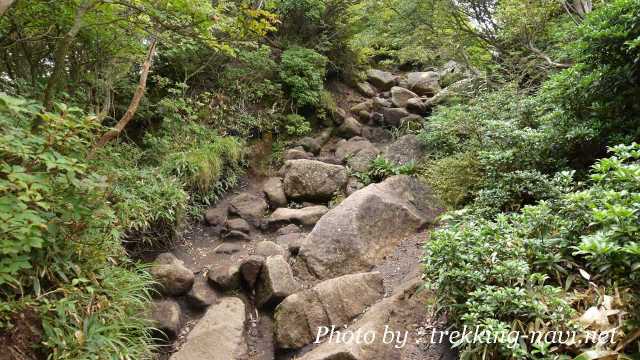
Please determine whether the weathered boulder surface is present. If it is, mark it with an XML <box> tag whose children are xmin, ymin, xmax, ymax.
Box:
<box><xmin>299</xmin><ymin>175</ymin><xmax>441</xmax><ymax>279</ymax></box>
<box><xmin>255</xmin><ymin>241</ymin><xmax>287</xmax><ymax>258</ymax></box>
<box><xmin>269</xmin><ymin>206</ymin><xmax>329</xmax><ymax>227</ymax></box>
<box><xmin>406</xmin><ymin>97</ymin><xmax>427</xmax><ymax>114</ymax></box>
<box><xmin>361</xmin><ymin>126</ymin><xmax>392</xmax><ymax>143</ymax></box>
<box><xmin>150</xmin><ymin>253</ymin><xmax>194</xmax><ymax>296</ymax></box>
<box><xmin>366</xmin><ymin>69</ymin><xmax>397</xmax><ymax>91</ymax></box>
<box><xmin>226</xmin><ymin>218</ymin><xmax>251</xmax><ymax>234</ymax></box>
<box><xmin>205</xmin><ymin>206</ymin><xmax>227</xmax><ymax>227</ymax></box>
<box><xmin>356</xmin><ymin>82</ymin><xmax>377</xmax><ymax>97</ymax></box>
<box><xmin>284</xmin><ymin>147</ymin><xmax>314</xmax><ymax>161</ymax></box>
<box><xmin>170</xmin><ymin>297</ymin><xmax>247</xmax><ymax>360</ymax></box>
<box><xmin>256</xmin><ymin>255</ymin><xmax>298</xmax><ymax>308</ymax></box>
<box><xmin>350</xmin><ymin>100</ymin><xmax>372</xmax><ymax>114</ymax></box>
<box><xmin>381</xmin><ymin>107</ymin><xmax>410</xmax><ymax>127</ymax></box>
<box><xmin>274</xmin><ymin>272</ymin><xmax>384</xmax><ymax>349</ymax></box>
<box><xmin>240</xmin><ymin>255</ymin><xmax>264</xmax><ymax>289</ymax></box>
<box><xmin>372</xmin><ymin>96</ymin><xmax>392</xmax><ymax>110</ymax></box>
<box><xmin>335</xmin><ymin>137</ymin><xmax>379</xmax><ymax>163</ymax></box>
<box><xmin>229</xmin><ymin>193</ymin><xmax>268</xmax><ymax>226</ymax></box>
<box><xmin>186</xmin><ymin>276</ymin><xmax>218</xmax><ymax>309</ymax></box>
<box><xmin>297</xmin><ymin>137</ymin><xmax>322</xmax><ymax>155</ymax></box>
<box><xmin>390</xmin><ymin>86</ymin><xmax>419</xmax><ymax>108</ymax></box>
<box><xmin>263</xmin><ymin>177</ymin><xmax>288</xmax><ymax>208</ymax></box>
<box><xmin>283</xmin><ymin>160</ymin><xmax>348</xmax><ymax>202</ymax></box>
<box><xmin>151</xmin><ymin>299</ymin><xmax>182</xmax><ymax>340</ymax></box>
<box><xmin>208</xmin><ymin>263</ymin><xmax>241</xmax><ymax>291</ymax></box>
<box><xmin>297</xmin><ymin>279</ymin><xmax>456</xmax><ymax>360</ymax></box>
<box><xmin>337</xmin><ymin>117</ymin><xmax>363</xmax><ymax>138</ymax></box>
<box><xmin>384</xmin><ymin>134</ymin><xmax>425</xmax><ymax>165</ymax></box>
<box><xmin>405</xmin><ymin>71</ymin><xmax>441</xmax><ymax>96</ymax></box>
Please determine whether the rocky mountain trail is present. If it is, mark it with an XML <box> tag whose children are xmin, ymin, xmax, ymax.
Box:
<box><xmin>146</xmin><ymin>64</ymin><xmax>473</xmax><ymax>360</ymax></box>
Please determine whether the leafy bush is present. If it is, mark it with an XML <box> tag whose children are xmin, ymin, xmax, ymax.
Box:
<box><xmin>423</xmin><ymin>144</ymin><xmax>640</xmax><ymax>359</ymax></box>
<box><xmin>283</xmin><ymin>114</ymin><xmax>312</xmax><ymax>136</ymax></box>
<box><xmin>355</xmin><ymin>155</ymin><xmax>417</xmax><ymax>184</ymax></box>
<box><xmin>279</xmin><ymin>47</ymin><xmax>328</xmax><ymax>108</ymax></box>
<box><xmin>0</xmin><ymin>94</ymin><xmax>155</xmax><ymax>359</ymax></box>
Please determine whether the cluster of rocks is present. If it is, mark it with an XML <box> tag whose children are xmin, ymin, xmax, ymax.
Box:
<box><xmin>147</xmin><ymin>65</ymin><xmax>467</xmax><ymax>360</ymax></box>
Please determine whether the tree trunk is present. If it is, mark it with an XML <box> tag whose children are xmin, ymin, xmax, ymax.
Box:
<box><xmin>42</xmin><ymin>0</ymin><xmax>96</xmax><ymax>109</ymax></box>
<box><xmin>0</xmin><ymin>0</ymin><xmax>15</xmax><ymax>16</ymax></box>
<box><xmin>573</xmin><ymin>0</ymin><xmax>592</xmax><ymax>16</ymax></box>
<box><xmin>91</xmin><ymin>37</ymin><xmax>157</xmax><ymax>152</ymax></box>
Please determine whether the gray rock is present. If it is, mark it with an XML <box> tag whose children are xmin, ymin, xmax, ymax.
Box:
<box><xmin>274</xmin><ymin>272</ymin><xmax>384</xmax><ymax>349</ymax></box>
<box><xmin>361</xmin><ymin>126</ymin><xmax>392</xmax><ymax>143</ymax></box>
<box><xmin>229</xmin><ymin>193</ymin><xmax>268</xmax><ymax>226</ymax></box>
<box><xmin>263</xmin><ymin>177</ymin><xmax>287</xmax><ymax>208</ymax></box>
<box><xmin>384</xmin><ymin>134</ymin><xmax>425</xmax><ymax>165</ymax></box>
<box><xmin>150</xmin><ymin>253</ymin><xmax>194</xmax><ymax>296</ymax></box>
<box><xmin>299</xmin><ymin>176</ymin><xmax>441</xmax><ymax>279</ymax></box>
<box><xmin>151</xmin><ymin>299</ymin><xmax>182</xmax><ymax>340</ymax></box>
<box><xmin>283</xmin><ymin>160</ymin><xmax>348</xmax><ymax>202</ymax></box>
<box><xmin>372</xmin><ymin>96</ymin><xmax>392</xmax><ymax>110</ymax></box>
<box><xmin>208</xmin><ymin>263</ymin><xmax>241</xmax><ymax>291</ymax></box>
<box><xmin>333</xmin><ymin>107</ymin><xmax>347</xmax><ymax>125</ymax></box>
<box><xmin>169</xmin><ymin>297</ymin><xmax>247</xmax><ymax>360</ymax></box>
<box><xmin>356</xmin><ymin>82</ymin><xmax>377</xmax><ymax>97</ymax></box>
<box><xmin>269</xmin><ymin>206</ymin><xmax>329</xmax><ymax>227</ymax></box>
<box><xmin>283</xmin><ymin>148</ymin><xmax>314</xmax><ymax>161</ymax></box>
<box><xmin>406</xmin><ymin>71</ymin><xmax>441</xmax><ymax>96</ymax></box>
<box><xmin>335</xmin><ymin>137</ymin><xmax>379</xmax><ymax>163</ymax></box>
<box><xmin>186</xmin><ymin>276</ymin><xmax>218</xmax><ymax>309</ymax></box>
<box><xmin>400</xmin><ymin>114</ymin><xmax>423</xmax><ymax>128</ymax></box>
<box><xmin>425</xmin><ymin>78</ymin><xmax>475</xmax><ymax>107</ymax></box>
<box><xmin>337</xmin><ymin>117</ymin><xmax>362</xmax><ymax>138</ymax></box>
<box><xmin>297</xmin><ymin>137</ymin><xmax>321</xmax><ymax>155</ymax></box>
<box><xmin>390</xmin><ymin>86</ymin><xmax>419</xmax><ymax>108</ymax></box>
<box><xmin>314</xmin><ymin>128</ymin><xmax>333</xmax><ymax>146</ymax></box>
<box><xmin>255</xmin><ymin>241</ymin><xmax>287</xmax><ymax>258</ymax></box>
<box><xmin>205</xmin><ymin>206</ymin><xmax>227</xmax><ymax>227</ymax></box>
<box><xmin>406</xmin><ymin>97</ymin><xmax>427</xmax><ymax>114</ymax></box>
<box><xmin>256</xmin><ymin>255</ymin><xmax>298</xmax><ymax>308</ymax></box>
<box><xmin>225</xmin><ymin>218</ymin><xmax>251</xmax><ymax>233</ymax></box>
<box><xmin>240</xmin><ymin>255</ymin><xmax>264</xmax><ymax>289</ymax></box>
<box><xmin>214</xmin><ymin>242</ymin><xmax>242</xmax><ymax>255</ymax></box>
<box><xmin>276</xmin><ymin>224</ymin><xmax>302</xmax><ymax>236</ymax></box>
<box><xmin>366</xmin><ymin>69</ymin><xmax>397</xmax><ymax>90</ymax></box>
<box><xmin>381</xmin><ymin>107</ymin><xmax>410</xmax><ymax>127</ymax></box>
<box><xmin>296</xmin><ymin>279</ymin><xmax>457</xmax><ymax>360</ymax></box>
<box><xmin>276</xmin><ymin>233</ymin><xmax>306</xmax><ymax>255</ymax></box>
<box><xmin>346</xmin><ymin>177</ymin><xmax>365</xmax><ymax>195</ymax></box>
<box><xmin>350</xmin><ymin>100</ymin><xmax>372</xmax><ymax>114</ymax></box>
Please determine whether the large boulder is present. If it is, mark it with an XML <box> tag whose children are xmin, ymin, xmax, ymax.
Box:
<box><xmin>283</xmin><ymin>160</ymin><xmax>348</xmax><ymax>202</ymax></box>
<box><xmin>208</xmin><ymin>263</ymin><xmax>241</xmax><ymax>291</ymax></box>
<box><xmin>335</xmin><ymin>137</ymin><xmax>379</xmax><ymax>163</ymax></box>
<box><xmin>255</xmin><ymin>241</ymin><xmax>287</xmax><ymax>258</ymax></box>
<box><xmin>361</xmin><ymin>126</ymin><xmax>392</xmax><ymax>143</ymax></box>
<box><xmin>372</xmin><ymin>96</ymin><xmax>392</xmax><ymax>110</ymax></box>
<box><xmin>405</xmin><ymin>71</ymin><xmax>441</xmax><ymax>96</ymax></box>
<box><xmin>274</xmin><ymin>272</ymin><xmax>384</xmax><ymax>349</ymax></box>
<box><xmin>299</xmin><ymin>176</ymin><xmax>441</xmax><ymax>279</ymax></box>
<box><xmin>356</xmin><ymin>82</ymin><xmax>377</xmax><ymax>97</ymax></box>
<box><xmin>269</xmin><ymin>206</ymin><xmax>329</xmax><ymax>227</ymax></box>
<box><xmin>296</xmin><ymin>279</ymin><xmax>456</xmax><ymax>360</ymax></box>
<box><xmin>204</xmin><ymin>206</ymin><xmax>228</xmax><ymax>227</ymax></box>
<box><xmin>186</xmin><ymin>276</ymin><xmax>218</xmax><ymax>309</ymax></box>
<box><xmin>406</xmin><ymin>98</ymin><xmax>427</xmax><ymax>115</ymax></box>
<box><xmin>284</xmin><ymin>147</ymin><xmax>314</xmax><ymax>161</ymax></box>
<box><xmin>381</xmin><ymin>107</ymin><xmax>410</xmax><ymax>127</ymax></box>
<box><xmin>350</xmin><ymin>100</ymin><xmax>372</xmax><ymax>114</ymax></box>
<box><xmin>239</xmin><ymin>255</ymin><xmax>264</xmax><ymax>289</ymax></box>
<box><xmin>390</xmin><ymin>86</ymin><xmax>419</xmax><ymax>108</ymax></box>
<box><xmin>384</xmin><ymin>134</ymin><xmax>425</xmax><ymax>165</ymax></box>
<box><xmin>337</xmin><ymin>117</ymin><xmax>363</xmax><ymax>138</ymax></box>
<box><xmin>170</xmin><ymin>297</ymin><xmax>247</xmax><ymax>360</ymax></box>
<box><xmin>263</xmin><ymin>177</ymin><xmax>287</xmax><ymax>208</ymax></box>
<box><xmin>229</xmin><ymin>193</ymin><xmax>268</xmax><ymax>227</ymax></box>
<box><xmin>151</xmin><ymin>299</ymin><xmax>182</xmax><ymax>340</ymax></box>
<box><xmin>256</xmin><ymin>255</ymin><xmax>298</xmax><ymax>308</ymax></box>
<box><xmin>297</xmin><ymin>137</ymin><xmax>322</xmax><ymax>155</ymax></box>
<box><xmin>150</xmin><ymin>253</ymin><xmax>194</xmax><ymax>296</ymax></box>
<box><xmin>366</xmin><ymin>69</ymin><xmax>397</xmax><ymax>91</ymax></box>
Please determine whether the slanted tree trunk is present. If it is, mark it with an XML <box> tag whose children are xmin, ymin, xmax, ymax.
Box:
<box><xmin>42</xmin><ymin>0</ymin><xmax>96</xmax><ymax>109</ymax></box>
<box><xmin>573</xmin><ymin>0</ymin><xmax>592</xmax><ymax>16</ymax></box>
<box><xmin>0</xmin><ymin>0</ymin><xmax>15</xmax><ymax>16</ymax></box>
<box><xmin>91</xmin><ymin>37</ymin><xmax>157</xmax><ymax>152</ymax></box>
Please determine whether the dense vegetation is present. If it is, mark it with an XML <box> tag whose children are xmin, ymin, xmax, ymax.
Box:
<box><xmin>0</xmin><ymin>0</ymin><xmax>638</xmax><ymax>358</ymax></box>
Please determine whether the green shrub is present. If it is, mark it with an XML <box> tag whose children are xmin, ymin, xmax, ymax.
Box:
<box><xmin>423</xmin><ymin>144</ymin><xmax>640</xmax><ymax>359</ymax></box>
<box><xmin>279</xmin><ymin>47</ymin><xmax>328</xmax><ymax>108</ymax></box>
<box><xmin>355</xmin><ymin>155</ymin><xmax>417</xmax><ymax>184</ymax></box>
<box><xmin>0</xmin><ymin>94</ymin><xmax>155</xmax><ymax>359</ymax></box>
<box><xmin>283</xmin><ymin>114</ymin><xmax>312</xmax><ymax>137</ymax></box>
